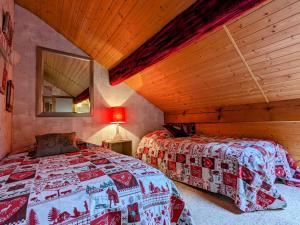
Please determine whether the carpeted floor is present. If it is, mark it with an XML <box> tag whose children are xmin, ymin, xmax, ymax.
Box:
<box><xmin>175</xmin><ymin>181</ymin><xmax>300</xmax><ymax>225</ymax></box>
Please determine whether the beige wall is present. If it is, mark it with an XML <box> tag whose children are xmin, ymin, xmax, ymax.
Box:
<box><xmin>0</xmin><ymin>0</ymin><xmax>14</xmax><ymax>159</ymax></box>
<box><xmin>12</xmin><ymin>5</ymin><xmax>164</xmax><ymax>154</ymax></box>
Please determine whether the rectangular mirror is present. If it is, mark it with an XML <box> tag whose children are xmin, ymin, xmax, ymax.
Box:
<box><xmin>36</xmin><ymin>47</ymin><xmax>93</xmax><ymax>117</ymax></box>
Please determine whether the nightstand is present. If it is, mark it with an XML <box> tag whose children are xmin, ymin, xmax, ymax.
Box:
<box><xmin>102</xmin><ymin>140</ymin><xmax>132</xmax><ymax>156</ymax></box>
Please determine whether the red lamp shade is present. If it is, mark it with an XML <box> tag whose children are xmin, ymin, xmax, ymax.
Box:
<box><xmin>110</xmin><ymin>106</ymin><xmax>126</xmax><ymax>123</ymax></box>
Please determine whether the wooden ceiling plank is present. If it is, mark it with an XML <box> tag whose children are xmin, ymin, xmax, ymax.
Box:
<box><xmin>143</xmin><ymin>95</ymin><xmax>263</xmax><ymax>108</ymax></box>
<box><xmin>76</xmin><ymin>0</ymin><xmax>110</xmax><ymax>48</ymax></box>
<box><xmin>247</xmin><ymin>41</ymin><xmax>300</xmax><ymax>66</ymax></box>
<box><xmin>43</xmin><ymin>0</ymin><xmax>60</xmax><ymax>28</ymax></box>
<box><xmin>151</xmin><ymin>96</ymin><xmax>265</xmax><ymax>111</ymax></box>
<box><xmin>250</xmin><ymin>51</ymin><xmax>300</xmax><ymax>72</ymax></box>
<box><xmin>59</xmin><ymin>0</ymin><xmax>75</xmax><ymax>37</ymax></box>
<box><xmin>85</xmin><ymin>1</ymin><xmax>131</xmax><ymax>56</ymax></box>
<box><xmin>244</xmin><ymin>34</ymin><xmax>300</xmax><ymax>62</ymax></box>
<box><xmin>136</xmin><ymin>81</ymin><xmax>261</xmax><ymax>101</ymax></box>
<box><xmin>229</xmin><ymin>0</ymin><xmax>297</xmax><ymax>32</ymax></box>
<box><xmin>134</xmin><ymin>80</ymin><xmax>258</xmax><ymax>100</ymax></box>
<box><xmin>236</xmin><ymin>12</ymin><xmax>300</xmax><ymax>47</ymax></box>
<box><xmin>263</xmin><ymin>77</ymin><xmax>300</xmax><ymax>89</ymax></box>
<box><xmin>255</xmin><ymin>58</ymin><xmax>300</xmax><ymax>76</ymax></box>
<box><xmin>91</xmin><ymin>0</ymin><xmax>140</xmax><ymax>60</ymax></box>
<box><xmin>258</xmin><ymin>65</ymin><xmax>300</xmax><ymax>80</ymax></box>
<box><xmin>139</xmin><ymin>66</ymin><xmax>251</xmax><ymax>91</ymax></box>
<box><xmin>223</xmin><ymin>25</ymin><xmax>269</xmax><ymax>103</ymax></box>
<box><xmin>237</xmin><ymin>21</ymin><xmax>300</xmax><ymax>53</ymax></box>
<box><xmin>68</xmin><ymin>0</ymin><xmax>88</xmax><ymax>41</ymax></box>
<box><xmin>144</xmin><ymin>85</ymin><xmax>262</xmax><ymax>101</ymax></box>
<box><xmin>76</xmin><ymin>0</ymin><xmax>115</xmax><ymax>54</ymax></box>
<box><xmin>232</xmin><ymin>0</ymin><xmax>300</xmax><ymax>39</ymax></box>
<box><xmin>65</xmin><ymin>0</ymin><xmax>85</xmax><ymax>40</ymax></box>
<box><xmin>261</xmin><ymin>73</ymin><xmax>300</xmax><ymax>86</ymax></box>
<box><xmin>138</xmin><ymin>55</ymin><xmax>246</xmax><ymax>83</ymax></box>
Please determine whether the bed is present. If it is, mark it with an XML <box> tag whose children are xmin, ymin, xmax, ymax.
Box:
<box><xmin>136</xmin><ymin>130</ymin><xmax>300</xmax><ymax>212</ymax></box>
<box><xmin>0</xmin><ymin>142</ymin><xmax>194</xmax><ymax>225</ymax></box>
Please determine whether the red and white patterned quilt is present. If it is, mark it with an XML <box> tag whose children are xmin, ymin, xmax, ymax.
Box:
<box><xmin>136</xmin><ymin>130</ymin><xmax>300</xmax><ymax>212</ymax></box>
<box><xmin>0</xmin><ymin>143</ymin><xmax>194</xmax><ymax>225</ymax></box>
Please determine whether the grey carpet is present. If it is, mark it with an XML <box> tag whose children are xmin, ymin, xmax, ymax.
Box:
<box><xmin>175</xmin><ymin>181</ymin><xmax>300</xmax><ymax>225</ymax></box>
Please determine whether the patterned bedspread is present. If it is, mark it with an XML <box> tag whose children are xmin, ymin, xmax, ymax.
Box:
<box><xmin>0</xmin><ymin>143</ymin><xmax>194</xmax><ymax>225</ymax></box>
<box><xmin>136</xmin><ymin>130</ymin><xmax>300</xmax><ymax>212</ymax></box>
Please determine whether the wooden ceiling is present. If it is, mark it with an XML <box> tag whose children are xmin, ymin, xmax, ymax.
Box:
<box><xmin>17</xmin><ymin>0</ymin><xmax>300</xmax><ymax>112</ymax></box>
<box><xmin>16</xmin><ymin>0</ymin><xmax>195</xmax><ymax>69</ymax></box>
<box><xmin>43</xmin><ymin>51</ymin><xmax>90</xmax><ymax>97</ymax></box>
<box><xmin>126</xmin><ymin>0</ymin><xmax>300</xmax><ymax>111</ymax></box>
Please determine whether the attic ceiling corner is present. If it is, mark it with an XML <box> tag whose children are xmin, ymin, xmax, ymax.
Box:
<box><xmin>15</xmin><ymin>0</ymin><xmax>195</xmax><ymax>69</ymax></box>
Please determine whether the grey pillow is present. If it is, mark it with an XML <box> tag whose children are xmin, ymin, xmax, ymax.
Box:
<box><xmin>35</xmin><ymin>132</ymin><xmax>78</xmax><ymax>157</ymax></box>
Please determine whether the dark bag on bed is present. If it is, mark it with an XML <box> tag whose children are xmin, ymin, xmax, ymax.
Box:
<box><xmin>34</xmin><ymin>132</ymin><xmax>78</xmax><ymax>157</ymax></box>
<box><xmin>163</xmin><ymin>124</ymin><xmax>189</xmax><ymax>137</ymax></box>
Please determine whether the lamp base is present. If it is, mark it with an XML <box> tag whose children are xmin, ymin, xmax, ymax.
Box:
<box><xmin>113</xmin><ymin>123</ymin><xmax>123</xmax><ymax>141</ymax></box>
<box><xmin>113</xmin><ymin>133</ymin><xmax>123</xmax><ymax>141</ymax></box>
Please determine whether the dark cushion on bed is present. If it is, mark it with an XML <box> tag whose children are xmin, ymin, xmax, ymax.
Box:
<box><xmin>163</xmin><ymin>124</ymin><xmax>189</xmax><ymax>137</ymax></box>
<box><xmin>35</xmin><ymin>132</ymin><xmax>78</xmax><ymax>157</ymax></box>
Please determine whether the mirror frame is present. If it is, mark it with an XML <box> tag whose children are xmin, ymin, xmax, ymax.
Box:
<box><xmin>36</xmin><ymin>46</ymin><xmax>94</xmax><ymax>117</ymax></box>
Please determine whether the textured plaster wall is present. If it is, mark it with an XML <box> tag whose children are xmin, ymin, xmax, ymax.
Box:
<box><xmin>0</xmin><ymin>0</ymin><xmax>14</xmax><ymax>159</ymax></box>
<box><xmin>12</xmin><ymin>5</ymin><xmax>164</xmax><ymax>154</ymax></box>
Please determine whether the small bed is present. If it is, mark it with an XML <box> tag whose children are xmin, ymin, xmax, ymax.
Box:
<box><xmin>136</xmin><ymin>129</ymin><xmax>300</xmax><ymax>212</ymax></box>
<box><xmin>0</xmin><ymin>142</ymin><xmax>194</xmax><ymax>225</ymax></box>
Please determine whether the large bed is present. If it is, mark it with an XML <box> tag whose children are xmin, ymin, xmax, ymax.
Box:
<box><xmin>0</xmin><ymin>142</ymin><xmax>194</xmax><ymax>225</ymax></box>
<box><xmin>136</xmin><ymin>130</ymin><xmax>300</xmax><ymax>212</ymax></box>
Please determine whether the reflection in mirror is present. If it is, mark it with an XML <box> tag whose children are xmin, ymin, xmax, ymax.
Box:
<box><xmin>36</xmin><ymin>47</ymin><xmax>93</xmax><ymax>117</ymax></box>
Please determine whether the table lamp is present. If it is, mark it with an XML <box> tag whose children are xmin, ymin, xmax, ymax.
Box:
<box><xmin>110</xmin><ymin>106</ymin><xmax>126</xmax><ymax>140</ymax></box>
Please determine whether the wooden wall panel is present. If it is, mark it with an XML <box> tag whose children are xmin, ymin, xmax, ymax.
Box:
<box><xmin>196</xmin><ymin>122</ymin><xmax>300</xmax><ymax>164</ymax></box>
<box><xmin>165</xmin><ymin>99</ymin><xmax>300</xmax><ymax>165</ymax></box>
<box><xmin>165</xmin><ymin>99</ymin><xmax>300</xmax><ymax>123</ymax></box>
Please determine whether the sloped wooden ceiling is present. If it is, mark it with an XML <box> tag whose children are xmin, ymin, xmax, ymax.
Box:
<box><xmin>16</xmin><ymin>0</ymin><xmax>195</xmax><ymax>69</ymax></box>
<box><xmin>43</xmin><ymin>51</ymin><xmax>90</xmax><ymax>97</ymax></box>
<box><xmin>126</xmin><ymin>0</ymin><xmax>300</xmax><ymax>111</ymax></box>
<box><xmin>17</xmin><ymin>0</ymin><xmax>300</xmax><ymax>112</ymax></box>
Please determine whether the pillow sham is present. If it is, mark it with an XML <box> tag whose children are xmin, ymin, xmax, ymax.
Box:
<box><xmin>35</xmin><ymin>132</ymin><xmax>78</xmax><ymax>157</ymax></box>
<box><xmin>163</xmin><ymin>124</ymin><xmax>189</xmax><ymax>137</ymax></box>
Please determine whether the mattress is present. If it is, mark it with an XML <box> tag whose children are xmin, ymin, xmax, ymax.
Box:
<box><xmin>136</xmin><ymin>130</ymin><xmax>300</xmax><ymax>212</ymax></box>
<box><xmin>0</xmin><ymin>142</ymin><xmax>194</xmax><ymax>225</ymax></box>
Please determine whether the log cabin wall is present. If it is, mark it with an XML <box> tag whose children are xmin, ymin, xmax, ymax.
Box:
<box><xmin>165</xmin><ymin>99</ymin><xmax>300</xmax><ymax>164</ymax></box>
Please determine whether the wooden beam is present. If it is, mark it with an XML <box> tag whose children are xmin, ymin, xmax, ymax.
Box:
<box><xmin>109</xmin><ymin>0</ymin><xmax>267</xmax><ymax>85</ymax></box>
<box><xmin>74</xmin><ymin>88</ymin><xmax>90</xmax><ymax>104</ymax></box>
<box><xmin>165</xmin><ymin>99</ymin><xmax>300</xmax><ymax>123</ymax></box>
<box><xmin>223</xmin><ymin>24</ymin><xmax>269</xmax><ymax>103</ymax></box>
